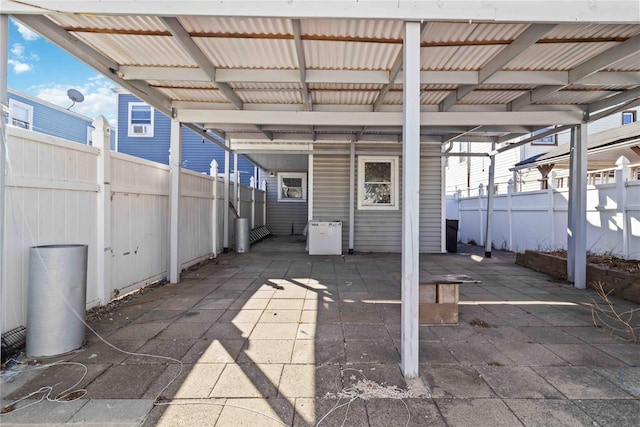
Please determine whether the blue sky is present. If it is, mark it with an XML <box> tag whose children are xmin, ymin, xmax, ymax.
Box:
<box><xmin>7</xmin><ymin>18</ymin><xmax>118</xmax><ymax>123</ymax></box>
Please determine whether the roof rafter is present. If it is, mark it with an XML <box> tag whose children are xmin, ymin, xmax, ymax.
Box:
<box><xmin>510</xmin><ymin>32</ymin><xmax>640</xmax><ymax>111</ymax></box>
<box><xmin>291</xmin><ymin>19</ymin><xmax>312</xmax><ymax>111</ymax></box>
<box><xmin>439</xmin><ymin>24</ymin><xmax>556</xmax><ymax>112</ymax></box>
<box><xmin>160</xmin><ymin>17</ymin><xmax>275</xmax><ymax>140</ymax></box>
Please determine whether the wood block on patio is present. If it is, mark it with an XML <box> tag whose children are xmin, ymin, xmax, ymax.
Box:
<box><xmin>419</xmin><ymin>274</ymin><xmax>466</xmax><ymax>325</ymax></box>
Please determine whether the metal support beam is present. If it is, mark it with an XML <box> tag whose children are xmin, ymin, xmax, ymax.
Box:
<box><xmin>348</xmin><ymin>140</ymin><xmax>355</xmax><ymax>254</ymax></box>
<box><xmin>292</xmin><ymin>19</ymin><xmax>312</xmax><ymax>111</ymax></box>
<box><xmin>400</xmin><ymin>21</ymin><xmax>420</xmax><ymax>379</ymax></box>
<box><xmin>168</xmin><ymin>119</ymin><xmax>182</xmax><ymax>283</ymax></box>
<box><xmin>485</xmin><ymin>145</ymin><xmax>496</xmax><ymax>258</ymax></box>
<box><xmin>573</xmin><ymin>123</ymin><xmax>588</xmax><ymax>289</ymax></box>
<box><xmin>0</xmin><ymin>14</ymin><xmax>8</xmax><ymax>334</ymax></box>
<box><xmin>308</xmin><ymin>153</ymin><xmax>314</xmax><ymax>221</ymax></box>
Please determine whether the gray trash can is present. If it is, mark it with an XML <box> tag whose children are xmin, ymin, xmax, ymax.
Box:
<box><xmin>234</xmin><ymin>218</ymin><xmax>250</xmax><ymax>253</ymax></box>
<box><xmin>27</xmin><ymin>244</ymin><xmax>88</xmax><ymax>357</ymax></box>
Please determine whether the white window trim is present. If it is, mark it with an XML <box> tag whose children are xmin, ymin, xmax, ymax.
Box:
<box><xmin>127</xmin><ymin>102</ymin><xmax>154</xmax><ymax>137</ymax></box>
<box><xmin>277</xmin><ymin>172</ymin><xmax>307</xmax><ymax>202</ymax></box>
<box><xmin>357</xmin><ymin>155</ymin><xmax>399</xmax><ymax>211</ymax></box>
<box><xmin>8</xmin><ymin>99</ymin><xmax>33</xmax><ymax>130</ymax></box>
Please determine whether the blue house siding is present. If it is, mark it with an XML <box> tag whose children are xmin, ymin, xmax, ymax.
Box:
<box><xmin>7</xmin><ymin>89</ymin><xmax>95</xmax><ymax>145</ymax></box>
<box><xmin>117</xmin><ymin>93</ymin><xmax>256</xmax><ymax>184</ymax></box>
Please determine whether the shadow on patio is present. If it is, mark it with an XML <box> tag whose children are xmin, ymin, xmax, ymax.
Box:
<box><xmin>2</xmin><ymin>236</ymin><xmax>639</xmax><ymax>426</ymax></box>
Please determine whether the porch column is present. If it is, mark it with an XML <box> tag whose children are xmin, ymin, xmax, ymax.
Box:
<box><xmin>573</xmin><ymin>123</ymin><xmax>588</xmax><ymax>289</ymax></box>
<box><xmin>308</xmin><ymin>153</ymin><xmax>314</xmax><ymax>221</ymax></box>
<box><xmin>168</xmin><ymin>119</ymin><xmax>182</xmax><ymax>283</ymax></box>
<box><xmin>223</xmin><ymin>139</ymin><xmax>230</xmax><ymax>252</ymax></box>
<box><xmin>485</xmin><ymin>146</ymin><xmax>496</xmax><ymax>258</ymax></box>
<box><xmin>401</xmin><ymin>21</ymin><xmax>421</xmax><ymax>378</ymax></box>
<box><xmin>348</xmin><ymin>140</ymin><xmax>355</xmax><ymax>254</ymax></box>
<box><xmin>0</xmin><ymin>14</ymin><xmax>8</xmax><ymax>334</ymax></box>
<box><xmin>234</xmin><ymin>152</ymin><xmax>239</xmax><ymax>217</ymax></box>
<box><xmin>93</xmin><ymin>116</ymin><xmax>112</xmax><ymax>304</ymax></box>
<box><xmin>567</xmin><ymin>127</ymin><xmax>576</xmax><ymax>282</ymax></box>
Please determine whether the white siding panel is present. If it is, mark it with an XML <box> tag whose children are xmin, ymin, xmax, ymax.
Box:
<box><xmin>265</xmin><ymin>174</ymin><xmax>308</xmax><ymax>235</ymax></box>
<box><xmin>420</xmin><ymin>144</ymin><xmax>444</xmax><ymax>253</ymax></box>
<box><xmin>312</xmin><ymin>154</ymin><xmax>350</xmax><ymax>249</ymax></box>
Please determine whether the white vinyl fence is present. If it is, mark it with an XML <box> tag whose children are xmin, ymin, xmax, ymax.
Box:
<box><xmin>2</xmin><ymin>119</ymin><xmax>266</xmax><ymax>333</ymax></box>
<box><xmin>451</xmin><ymin>157</ymin><xmax>640</xmax><ymax>259</ymax></box>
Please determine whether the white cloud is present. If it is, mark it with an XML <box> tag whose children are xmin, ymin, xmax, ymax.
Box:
<box><xmin>11</xmin><ymin>43</ymin><xmax>25</xmax><ymax>57</ymax></box>
<box><xmin>14</xmin><ymin>22</ymin><xmax>40</xmax><ymax>41</ymax></box>
<box><xmin>33</xmin><ymin>76</ymin><xmax>118</xmax><ymax>124</ymax></box>
<box><xmin>8</xmin><ymin>59</ymin><xmax>32</xmax><ymax>74</ymax></box>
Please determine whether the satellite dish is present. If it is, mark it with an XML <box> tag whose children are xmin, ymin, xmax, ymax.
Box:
<box><xmin>66</xmin><ymin>88</ymin><xmax>85</xmax><ymax>110</ymax></box>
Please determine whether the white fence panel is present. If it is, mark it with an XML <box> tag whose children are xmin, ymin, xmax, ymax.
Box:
<box><xmin>239</xmin><ymin>185</ymin><xmax>253</xmax><ymax>223</ymax></box>
<box><xmin>450</xmin><ymin>164</ymin><xmax>640</xmax><ymax>259</ymax></box>
<box><xmin>110</xmin><ymin>152</ymin><xmax>169</xmax><ymax>297</ymax></box>
<box><xmin>254</xmin><ymin>190</ymin><xmax>266</xmax><ymax>227</ymax></box>
<box><xmin>180</xmin><ymin>169</ymin><xmax>215</xmax><ymax>268</ymax></box>
<box><xmin>3</xmin><ymin>128</ymin><xmax>99</xmax><ymax>332</ymax></box>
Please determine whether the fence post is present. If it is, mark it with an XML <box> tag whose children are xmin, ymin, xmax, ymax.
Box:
<box><xmin>549</xmin><ymin>171</ymin><xmax>556</xmax><ymax>248</ymax></box>
<box><xmin>93</xmin><ymin>116</ymin><xmax>112</xmax><ymax>304</ymax></box>
<box><xmin>250</xmin><ymin>176</ymin><xmax>256</xmax><ymax>229</ymax></box>
<box><xmin>507</xmin><ymin>179</ymin><xmax>514</xmax><ymax>251</ymax></box>
<box><xmin>478</xmin><ymin>183</ymin><xmax>484</xmax><ymax>246</ymax></box>
<box><xmin>616</xmin><ymin>156</ymin><xmax>630</xmax><ymax>259</ymax></box>
<box><xmin>210</xmin><ymin>160</ymin><xmax>218</xmax><ymax>257</ymax></box>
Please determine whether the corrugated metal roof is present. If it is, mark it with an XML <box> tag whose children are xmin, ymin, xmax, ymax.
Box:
<box><xmin>505</xmin><ymin>42</ymin><xmax>618</xmax><ymax>70</ymax></box>
<box><xmin>148</xmin><ymin>81</ymin><xmax>217</xmax><ymax>89</ymax></box>
<box><xmin>230</xmin><ymin>82</ymin><xmax>303</xmax><ymax>90</ymax></box>
<box><xmin>305</xmin><ymin>40</ymin><xmax>400</xmax><ymax>70</ymax></box>
<box><xmin>303</xmin><ymin>18</ymin><xmax>404</xmax><ymax>39</ymax></box>
<box><xmin>308</xmin><ymin>83</ymin><xmax>384</xmax><ymax>90</ymax></box>
<box><xmin>180</xmin><ymin>16</ymin><xmax>292</xmax><ymax>35</ymax></box>
<box><xmin>239</xmin><ymin>91</ymin><xmax>301</xmax><ymax>104</ymax></box>
<box><xmin>49</xmin><ymin>13</ymin><xmax>166</xmax><ymax>31</ymax></box>
<box><xmin>605</xmin><ymin>51</ymin><xmax>640</xmax><ymax>71</ymax></box>
<box><xmin>383</xmin><ymin>91</ymin><xmax>451</xmax><ymax>105</ymax></box>
<box><xmin>194</xmin><ymin>38</ymin><xmax>297</xmax><ymax>69</ymax></box>
<box><xmin>537</xmin><ymin>90</ymin><xmax>613</xmax><ymax>104</ymax></box>
<box><xmin>313</xmin><ymin>91</ymin><xmax>378</xmax><ymax>105</ymax></box>
<box><xmin>422</xmin><ymin>22</ymin><xmax>528</xmax><ymax>43</ymax></box>
<box><xmin>545</xmin><ymin>23</ymin><xmax>640</xmax><ymax>39</ymax></box>
<box><xmin>73</xmin><ymin>33</ymin><xmax>197</xmax><ymax>67</ymax></box>
<box><xmin>460</xmin><ymin>90</ymin><xmax>528</xmax><ymax>104</ymax></box>
<box><xmin>421</xmin><ymin>45</ymin><xmax>506</xmax><ymax>70</ymax></box>
<box><xmin>156</xmin><ymin>88</ymin><xmax>229</xmax><ymax>103</ymax></box>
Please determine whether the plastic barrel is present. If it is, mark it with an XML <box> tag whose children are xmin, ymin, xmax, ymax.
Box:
<box><xmin>446</xmin><ymin>220</ymin><xmax>459</xmax><ymax>253</ymax></box>
<box><xmin>234</xmin><ymin>218</ymin><xmax>250</xmax><ymax>253</ymax></box>
<box><xmin>27</xmin><ymin>244</ymin><xmax>88</xmax><ymax>357</ymax></box>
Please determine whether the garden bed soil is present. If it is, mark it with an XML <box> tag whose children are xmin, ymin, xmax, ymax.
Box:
<box><xmin>516</xmin><ymin>250</ymin><xmax>640</xmax><ymax>304</ymax></box>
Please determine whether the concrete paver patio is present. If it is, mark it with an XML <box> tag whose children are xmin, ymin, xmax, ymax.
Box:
<box><xmin>1</xmin><ymin>236</ymin><xmax>639</xmax><ymax>426</ymax></box>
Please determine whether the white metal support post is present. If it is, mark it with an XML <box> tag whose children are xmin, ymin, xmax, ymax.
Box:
<box><xmin>400</xmin><ymin>21</ymin><xmax>421</xmax><ymax>378</ymax></box>
<box><xmin>93</xmin><ymin>116</ymin><xmax>112</xmax><ymax>303</ymax></box>
<box><xmin>234</xmin><ymin>152</ymin><xmax>239</xmax><ymax>218</ymax></box>
<box><xmin>0</xmin><ymin>14</ymin><xmax>8</xmax><ymax>334</ymax></box>
<box><xmin>168</xmin><ymin>119</ymin><xmax>182</xmax><ymax>283</ymax></box>
<box><xmin>210</xmin><ymin>159</ymin><xmax>219</xmax><ymax>256</ymax></box>
<box><xmin>308</xmin><ymin>153</ymin><xmax>314</xmax><ymax>221</ymax></box>
<box><xmin>574</xmin><ymin>123</ymin><xmax>588</xmax><ymax>289</ymax></box>
<box><xmin>223</xmin><ymin>140</ymin><xmax>230</xmax><ymax>252</ymax></box>
<box><xmin>484</xmin><ymin>144</ymin><xmax>496</xmax><ymax>257</ymax></box>
<box><xmin>348</xmin><ymin>140</ymin><xmax>355</xmax><ymax>254</ymax></box>
<box><xmin>616</xmin><ymin>156</ymin><xmax>630</xmax><ymax>259</ymax></box>
<box><xmin>567</xmin><ymin>127</ymin><xmax>576</xmax><ymax>282</ymax></box>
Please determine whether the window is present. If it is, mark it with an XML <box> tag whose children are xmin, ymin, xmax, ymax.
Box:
<box><xmin>8</xmin><ymin>99</ymin><xmax>33</xmax><ymax>130</ymax></box>
<box><xmin>128</xmin><ymin>102</ymin><xmax>154</xmax><ymax>137</ymax></box>
<box><xmin>277</xmin><ymin>172</ymin><xmax>307</xmax><ymax>202</ymax></box>
<box><xmin>459</xmin><ymin>142</ymin><xmax>468</xmax><ymax>163</ymax></box>
<box><xmin>622</xmin><ymin>110</ymin><xmax>637</xmax><ymax>125</ymax></box>
<box><xmin>357</xmin><ymin>156</ymin><xmax>399</xmax><ymax>210</ymax></box>
<box><xmin>531</xmin><ymin>127</ymin><xmax>557</xmax><ymax>145</ymax></box>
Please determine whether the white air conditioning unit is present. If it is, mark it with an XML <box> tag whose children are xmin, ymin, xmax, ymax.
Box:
<box><xmin>132</xmin><ymin>124</ymin><xmax>150</xmax><ymax>135</ymax></box>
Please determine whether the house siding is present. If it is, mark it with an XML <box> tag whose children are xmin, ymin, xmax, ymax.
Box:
<box><xmin>7</xmin><ymin>89</ymin><xmax>94</xmax><ymax>145</ymax></box>
<box><xmin>313</xmin><ymin>144</ymin><xmax>443</xmax><ymax>253</ymax></box>
<box><xmin>264</xmin><ymin>174</ymin><xmax>309</xmax><ymax>235</ymax></box>
<box><xmin>116</xmin><ymin>93</ymin><xmax>256</xmax><ymax>185</ymax></box>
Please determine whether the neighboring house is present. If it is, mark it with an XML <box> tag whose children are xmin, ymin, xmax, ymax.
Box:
<box><xmin>6</xmin><ymin>87</ymin><xmax>115</xmax><ymax>148</ymax></box>
<box><xmin>115</xmin><ymin>91</ymin><xmax>257</xmax><ymax>185</ymax></box>
<box><xmin>445</xmin><ymin>107</ymin><xmax>640</xmax><ymax>196</ymax></box>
